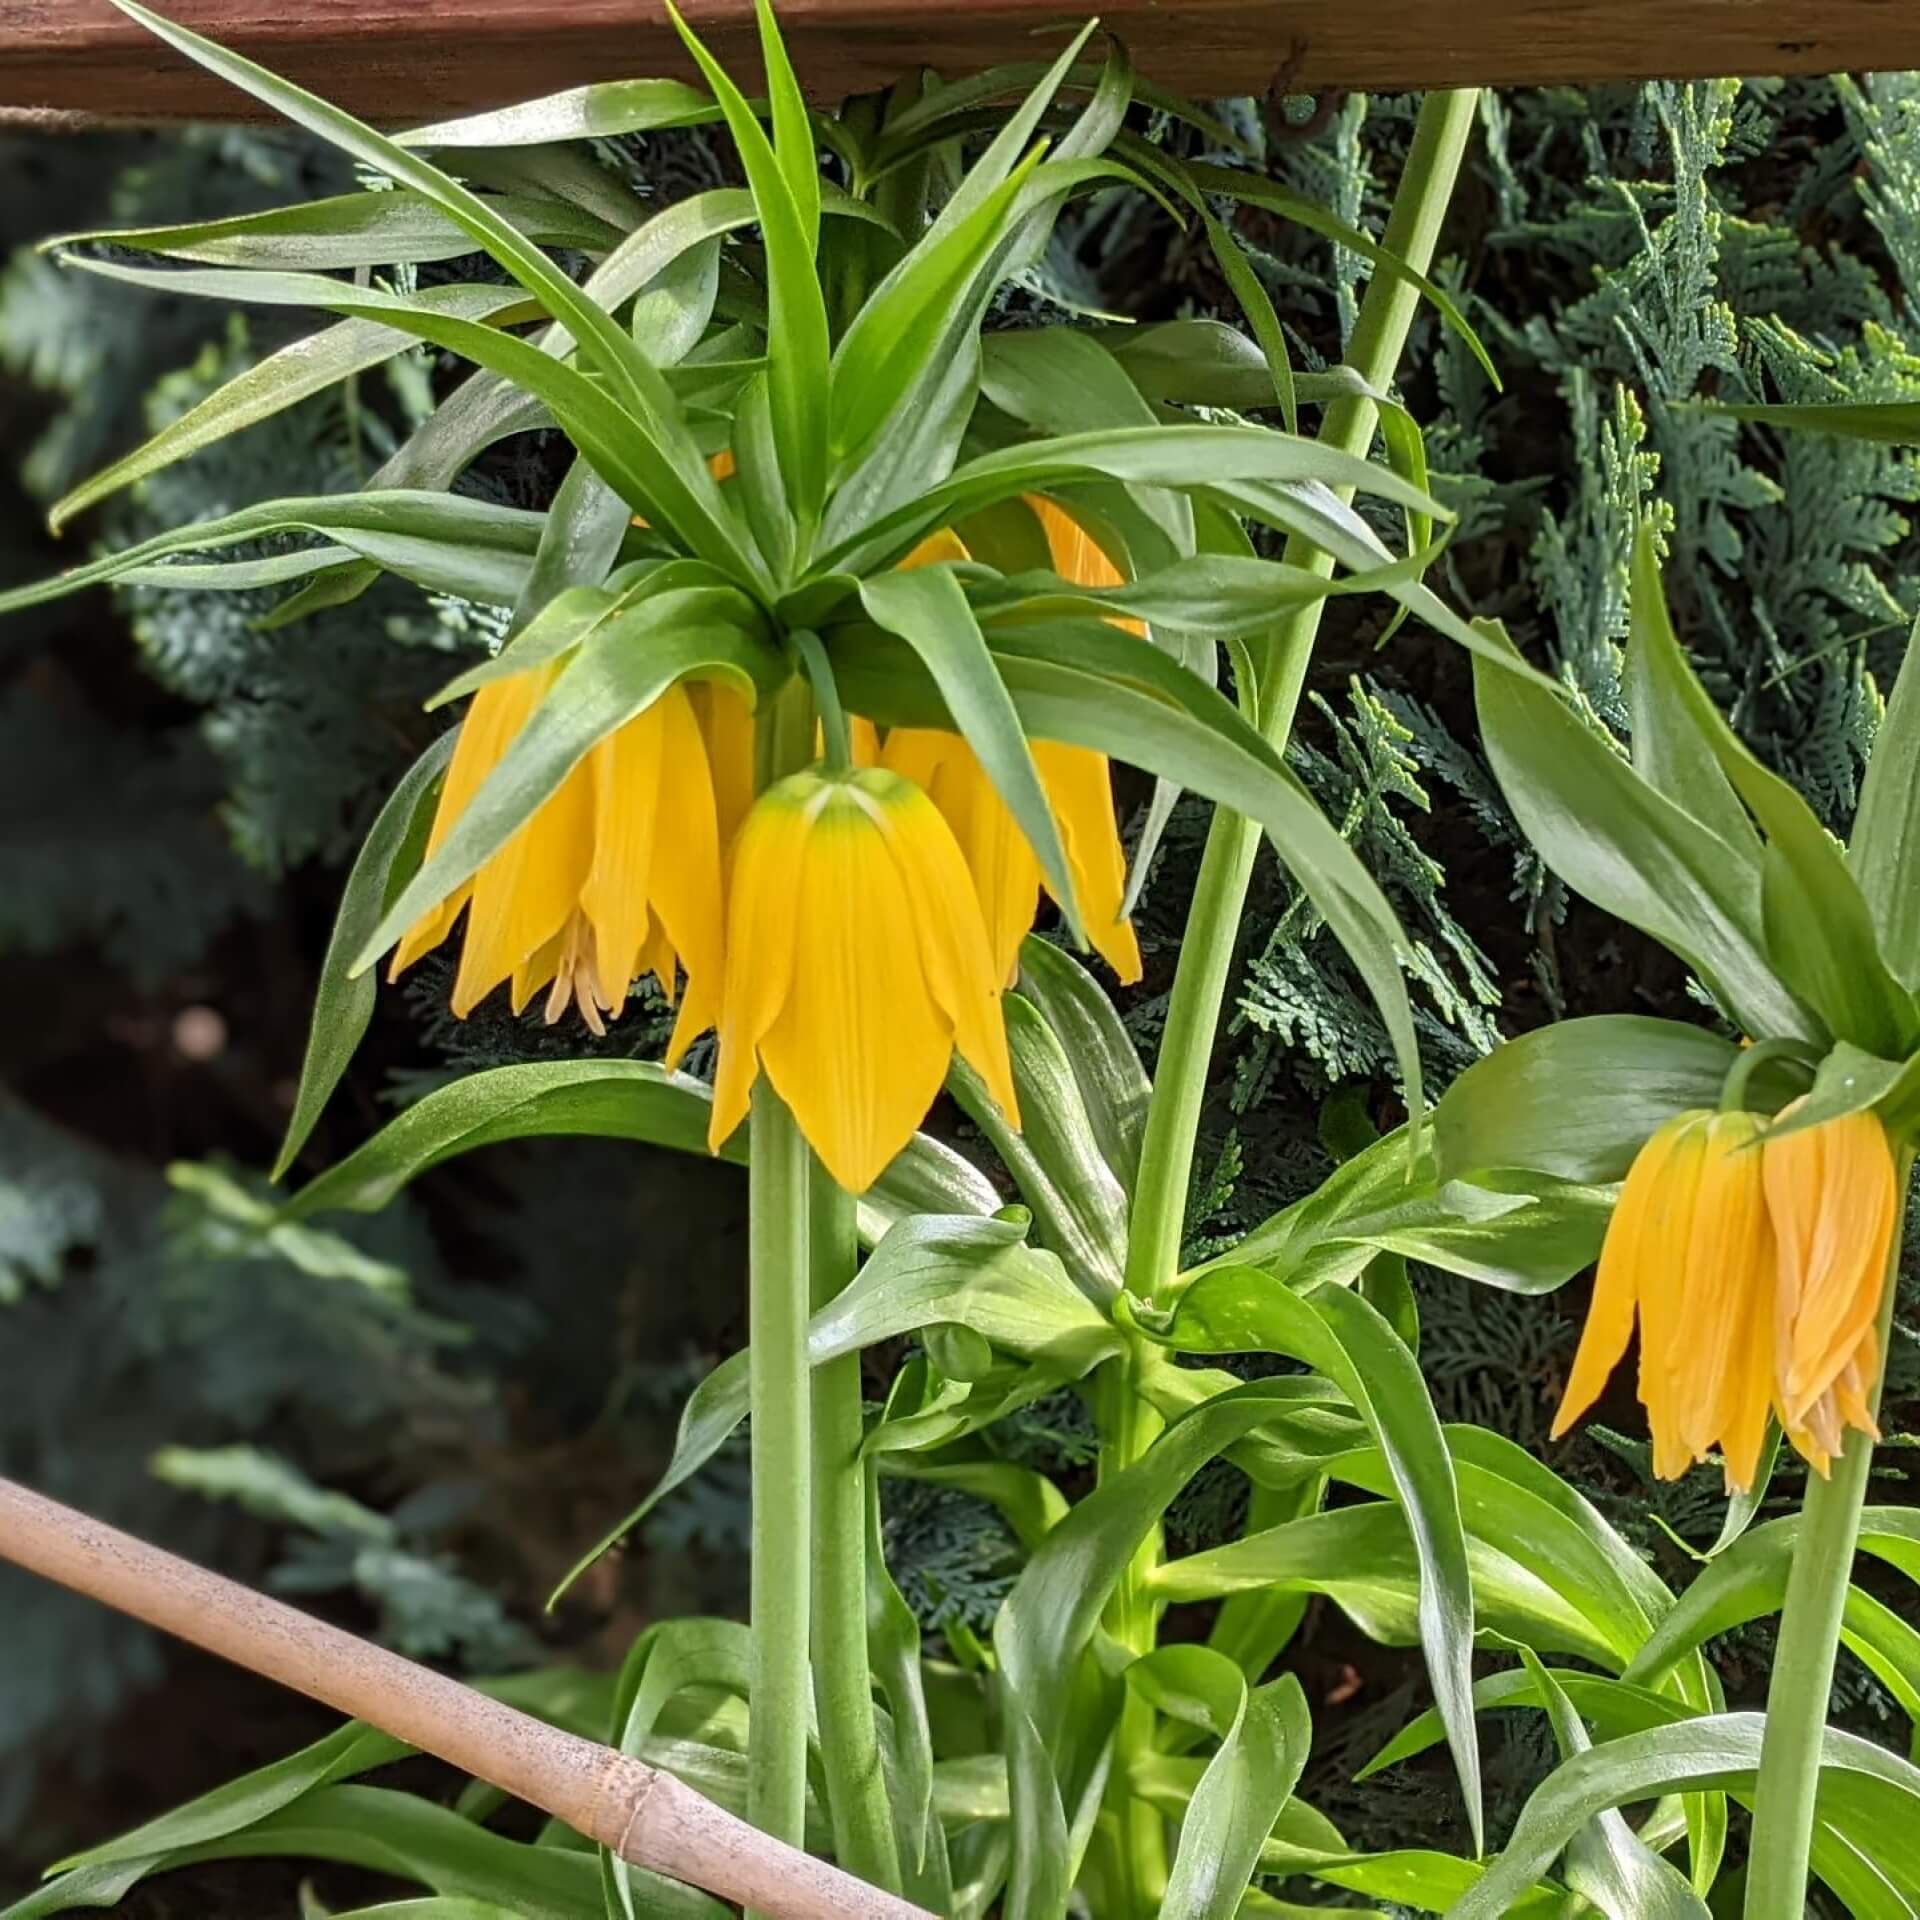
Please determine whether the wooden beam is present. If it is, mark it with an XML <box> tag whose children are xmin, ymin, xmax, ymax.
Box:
<box><xmin>0</xmin><ymin>0</ymin><xmax>1913</xmax><ymax>126</ymax></box>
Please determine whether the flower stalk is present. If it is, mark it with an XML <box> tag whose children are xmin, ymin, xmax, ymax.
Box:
<box><xmin>808</xmin><ymin>1158</ymin><xmax>904</xmax><ymax>1894</ymax></box>
<box><xmin>744</xmin><ymin>679</ymin><xmax>818</xmax><ymax>1897</ymax></box>
<box><xmin>1096</xmin><ymin>87</ymin><xmax>1483</xmax><ymax>1916</ymax></box>
<box><xmin>1744</xmin><ymin>1146</ymin><xmax>1914</xmax><ymax>1920</ymax></box>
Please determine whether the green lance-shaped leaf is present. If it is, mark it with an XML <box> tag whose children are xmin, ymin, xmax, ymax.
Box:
<box><xmin>1015</xmin><ymin>934</ymin><xmax>1150</xmax><ymax>1195</ymax></box>
<box><xmin>1514</xmin><ymin>1650</ymin><xmax>1710</xmax><ymax>1920</ymax></box>
<box><xmin>858</xmin><ymin>563</ymin><xmax>1085</xmax><ymax>939</ymax></box>
<box><xmin>1360</xmin><ymin>1668</ymin><xmax>1697</xmax><ymax>1783</ymax></box>
<box><xmin>664</xmin><ymin>0</ymin><xmax>829</xmax><ymax>533</ymax></box>
<box><xmin>1470</xmin><ymin>618</ymin><xmax>1816</xmax><ymax>1046</ymax></box>
<box><xmin>1129</xmin><ymin>1650</ymin><xmax>1312</xmax><ymax>1920</ymax></box>
<box><xmin>1623</xmin><ymin>1507</ymin><xmax>1920</xmax><ymax>1693</ymax></box>
<box><xmin>9</xmin><ymin>1780</ymin><xmax>724</xmax><ymax>1920</ymax></box>
<box><xmin>1136</xmin><ymin>148</ymin><xmax>1501</xmax><ymax>390</ymax></box>
<box><xmin>0</xmin><ymin>490</ymin><xmax>555</xmax><ymax>618</ymax></box>
<box><xmin>863</xmin><ymin>1467</ymin><xmax>949</xmax><ymax>1899</ymax></box>
<box><xmin>1851</xmin><ymin>613</ymin><xmax>1920</xmax><ymax>992</ymax></box>
<box><xmin>47</xmin><ymin>280</ymin><xmax>531</xmax><ymax>532</ymax></box>
<box><xmin>830</xmin><ymin>146</ymin><xmax>1052</xmax><ymax>473</ymax></box>
<box><xmin>1197</xmin><ymin>203</ymin><xmax>1297</xmax><ymax>434</ymax></box>
<box><xmin>1217</xmin><ymin>1125</ymin><xmax>1611</xmax><ymax>1299</ymax></box>
<box><xmin>401</xmin><ymin>77</ymin><xmax>723</xmax><ymax>148</ymax></box>
<box><xmin>1132</xmin><ymin>1268</ymin><xmax>1482</xmax><ymax>1848</ymax></box>
<box><xmin>948</xmin><ymin>993</ymin><xmax>1129</xmax><ymax>1301</ymax></box>
<box><xmin>822</xmin><ymin>421</ymin><xmax>1449</xmax><ymax>582</ymax></box>
<box><xmin>601</xmin><ymin>1620</ymin><xmax>762</xmax><ymax>1920</ymax></box>
<box><xmin>47</xmin><ymin>186</ymin><xmax>623</xmax><ymax>269</ymax></box>
<box><xmin>272</xmin><ymin>730</ymin><xmax>453</xmax><ymax>1179</ymax></box>
<box><xmin>833</xmin><ymin>619</ymin><xmax>1426</xmax><ymax>1140</ymax></box>
<box><xmin>352</xmin><ymin>607</ymin><xmax>777</xmax><ymax>976</ymax></box>
<box><xmin>1625</xmin><ymin>525</ymin><xmax>1918</xmax><ymax>1055</ymax></box>
<box><xmin>106</xmin><ymin>0</ymin><xmax>739</xmax><ymax>575</ymax></box>
<box><xmin>1711</xmin><ymin>398</ymin><xmax>1920</xmax><ymax>444</ymax></box>
<box><xmin>1442</xmin><ymin>1714</ymin><xmax>1920</xmax><ymax>1919</ymax></box>
<box><xmin>1434</xmin><ymin>1014</ymin><xmax>1766</xmax><ymax>1185</ymax></box>
<box><xmin>279</xmin><ymin>1058</ymin><xmax>995</xmax><ymax>1249</ymax></box>
<box><xmin>549</xmin><ymin>1213</ymin><xmax>1119</xmax><ymax>1604</ymax></box>
<box><xmin>991</xmin><ymin>1377</ymin><xmax>1444</xmax><ymax>1920</ymax></box>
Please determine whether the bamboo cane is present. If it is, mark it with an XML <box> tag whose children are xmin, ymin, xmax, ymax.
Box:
<box><xmin>0</xmin><ymin>1476</ymin><xmax>933</xmax><ymax>1920</ymax></box>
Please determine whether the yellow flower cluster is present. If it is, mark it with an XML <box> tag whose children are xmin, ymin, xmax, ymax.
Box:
<box><xmin>390</xmin><ymin>499</ymin><xmax>1142</xmax><ymax>1192</ymax></box>
<box><xmin>1553</xmin><ymin>1103</ymin><xmax>1899</xmax><ymax>1489</ymax></box>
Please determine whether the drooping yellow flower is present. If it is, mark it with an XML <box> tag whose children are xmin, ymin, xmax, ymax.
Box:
<box><xmin>1553</xmin><ymin>1104</ymin><xmax>1899</xmax><ymax>1490</ymax></box>
<box><xmin>1554</xmin><ymin>1110</ymin><xmax>1775</xmax><ymax>1489</ymax></box>
<box><xmin>390</xmin><ymin>666</ymin><xmax>725</xmax><ymax>1062</ymax></box>
<box><xmin>1763</xmin><ymin>1105</ymin><xmax>1898</xmax><ymax>1474</ymax></box>
<box><xmin>707</xmin><ymin>766</ymin><xmax>1020</xmax><ymax>1192</ymax></box>
<box><xmin>880</xmin><ymin>501</ymin><xmax>1143</xmax><ymax>986</ymax></box>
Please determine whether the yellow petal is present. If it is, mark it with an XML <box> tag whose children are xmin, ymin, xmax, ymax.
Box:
<box><xmin>1633</xmin><ymin>1116</ymin><xmax>1709</xmax><ymax>1480</ymax></box>
<box><xmin>1034</xmin><ymin>740</ymin><xmax>1141</xmax><ymax>984</ymax></box>
<box><xmin>451</xmin><ymin>754</ymin><xmax>594</xmax><ymax>1018</ymax></box>
<box><xmin>1554</xmin><ymin>1113</ymin><xmax>1685</xmax><ymax>1441</ymax></box>
<box><xmin>760</xmin><ymin>784</ymin><xmax>952</xmax><ymax>1191</ymax></box>
<box><xmin>579</xmin><ymin>699</ymin><xmax>668</xmax><ymax>1017</ymax></box>
<box><xmin>901</xmin><ymin>528</ymin><xmax>970</xmax><ymax>570</ymax></box>
<box><xmin>708</xmin><ymin>776</ymin><xmax>810</xmax><ymax>1154</ymax></box>
<box><xmin>1670</xmin><ymin>1111</ymin><xmax>1773</xmax><ymax>1473</ymax></box>
<box><xmin>644</xmin><ymin>687</ymin><xmax>727</xmax><ymax>1066</ymax></box>
<box><xmin>688</xmin><ymin>681</ymin><xmax>756</xmax><ymax>860</ymax></box>
<box><xmin>390</xmin><ymin>667</ymin><xmax>550</xmax><ymax>976</ymax></box>
<box><xmin>1764</xmin><ymin>1108</ymin><xmax>1896</xmax><ymax>1423</ymax></box>
<box><xmin>865</xmin><ymin>770</ymin><xmax>1021</xmax><ymax>1129</ymax></box>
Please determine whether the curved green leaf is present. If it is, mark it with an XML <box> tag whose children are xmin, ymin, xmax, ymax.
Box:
<box><xmin>551</xmin><ymin>1214</ymin><xmax>1116</xmax><ymax>1603</ymax></box>
<box><xmin>1136</xmin><ymin>1268</ymin><xmax>1481</xmax><ymax>1845</ymax></box>
<box><xmin>403</xmin><ymin>78</ymin><xmax>722</xmax><ymax>149</ymax></box>
<box><xmin>48</xmin><ymin>281</ymin><xmax>530</xmax><ymax>531</ymax></box>
<box><xmin>858</xmin><ymin>563</ymin><xmax>1083</xmax><ymax>937</ymax></box>
<box><xmin>1472</xmin><ymin>619</ymin><xmax>1815</xmax><ymax>1043</ymax></box>
<box><xmin>0</xmin><ymin>490</ymin><xmax>552</xmax><ymax>618</ymax></box>
<box><xmin>947</xmin><ymin>993</ymin><xmax>1128</xmax><ymax>1300</ymax></box>
<box><xmin>1130</xmin><ymin>1651</ymin><xmax>1311</xmax><ymax>1920</ymax></box>
<box><xmin>1434</xmin><ymin>1014</ymin><xmax>1745</xmax><ymax>1184</ymax></box>
<box><xmin>49</xmin><ymin>187</ymin><xmax>621</xmax><ymax>269</ymax></box>
<box><xmin>665</xmin><ymin>0</ymin><xmax>828</xmax><ymax>532</ymax></box>
<box><xmin>1015</xmin><ymin>934</ymin><xmax>1149</xmax><ymax>1194</ymax></box>
<box><xmin>1517</xmin><ymin>1650</ymin><xmax>1709</xmax><ymax>1920</ymax></box>
<box><xmin>1443</xmin><ymin>1714</ymin><xmax>1920</xmax><ymax>1918</ymax></box>
<box><xmin>1628</xmin><ymin>527</ymin><xmax>1916</xmax><ymax>1054</ymax></box>
<box><xmin>272</xmin><ymin>729</ymin><xmax>453</xmax><ymax>1179</ymax></box>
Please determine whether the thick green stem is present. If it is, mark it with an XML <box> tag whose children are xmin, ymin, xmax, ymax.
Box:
<box><xmin>1094</xmin><ymin>90</ymin><xmax>1482</xmax><ymax>1919</ymax></box>
<box><xmin>1744</xmin><ymin>1149</ymin><xmax>1913</xmax><ymax>1919</ymax></box>
<box><xmin>744</xmin><ymin>680</ymin><xmax>818</xmax><ymax>1910</ymax></box>
<box><xmin>807</xmin><ymin>1163</ymin><xmax>904</xmax><ymax>1893</ymax></box>
<box><xmin>1122</xmin><ymin>86</ymin><xmax>1484</xmax><ymax>1309</ymax></box>
<box><xmin>746</xmin><ymin>1083</ymin><xmax>813</xmax><ymax>1882</ymax></box>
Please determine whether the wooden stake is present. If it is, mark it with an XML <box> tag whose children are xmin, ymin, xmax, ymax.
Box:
<box><xmin>0</xmin><ymin>1477</ymin><xmax>932</xmax><ymax>1920</ymax></box>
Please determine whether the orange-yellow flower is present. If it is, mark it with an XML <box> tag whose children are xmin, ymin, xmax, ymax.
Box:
<box><xmin>881</xmin><ymin>501</ymin><xmax>1143</xmax><ymax>986</ymax></box>
<box><xmin>1553</xmin><ymin>1105</ymin><xmax>1898</xmax><ymax>1490</ymax></box>
<box><xmin>707</xmin><ymin>765</ymin><xmax>1019</xmax><ymax>1192</ymax></box>
<box><xmin>390</xmin><ymin>666</ymin><xmax>725</xmax><ymax>1062</ymax></box>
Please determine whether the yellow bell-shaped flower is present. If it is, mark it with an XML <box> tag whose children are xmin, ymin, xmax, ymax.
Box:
<box><xmin>707</xmin><ymin>765</ymin><xmax>1020</xmax><ymax>1192</ymax></box>
<box><xmin>880</xmin><ymin>501</ymin><xmax>1143</xmax><ymax>986</ymax></box>
<box><xmin>390</xmin><ymin>666</ymin><xmax>725</xmax><ymax>1063</ymax></box>
<box><xmin>1553</xmin><ymin>1104</ymin><xmax>1898</xmax><ymax>1490</ymax></box>
<box><xmin>1763</xmin><ymin>1105</ymin><xmax>1898</xmax><ymax>1474</ymax></box>
<box><xmin>1554</xmin><ymin>1109</ymin><xmax>1776</xmax><ymax>1490</ymax></box>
